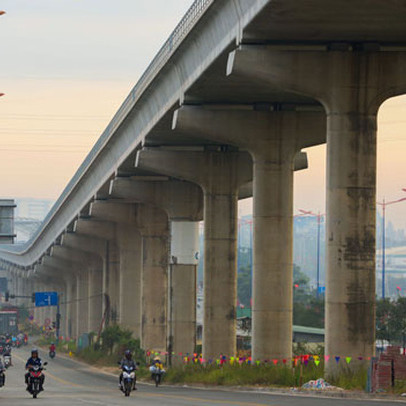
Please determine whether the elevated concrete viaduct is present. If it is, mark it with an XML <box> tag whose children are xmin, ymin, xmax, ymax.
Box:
<box><xmin>1</xmin><ymin>0</ymin><xmax>406</xmax><ymax>375</ymax></box>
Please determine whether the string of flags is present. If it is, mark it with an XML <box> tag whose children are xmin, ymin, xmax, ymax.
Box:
<box><xmin>146</xmin><ymin>350</ymin><xmax>372</xmax><ymax>367</ymax></box>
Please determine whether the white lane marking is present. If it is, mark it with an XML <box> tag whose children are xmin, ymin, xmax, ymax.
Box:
<box><xmin>77</xmin><ymin>399</ymin><xmax>111</xmax><ymax>405</ymax></box>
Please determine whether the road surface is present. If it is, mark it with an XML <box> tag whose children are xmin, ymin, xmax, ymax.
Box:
<box><xmin>0</xmin><ymin>347</ymin><xmax>402</xmax><ymax>405</ymax></box>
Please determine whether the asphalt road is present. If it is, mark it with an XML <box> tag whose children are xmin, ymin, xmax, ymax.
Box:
<box><xmin>0</xmin><ymin>347</ymin><xmax>403</xmax><ymax>405</ymax></box>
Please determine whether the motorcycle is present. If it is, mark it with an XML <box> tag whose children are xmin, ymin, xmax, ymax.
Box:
<box><xmin>27</xmin><ymin>362</ymin><xmax>47</xmax><ymax>398</ymax></box>
<box><xmin>149</xmin><ymin>364</ymin><xmax>165</xmax><ymax>387</ymax></box>
<box><xmin>49</xmin><ymin>350</ymin><xmax>56</xmax><ymax>359</ymax></box>
<box><xmin>120</xmin><ymin>364</ymin><xmax>136</xmax><ymax>397</ymax></box>
<box><xmin>3</xmin><ymin>355</ymin><xmax>11</xmax><ymax>368</ymax></box>
<box><xmin>0</xmin><ymin>367</ymin><xmax>5</xmax><ymax>388</ymax></box>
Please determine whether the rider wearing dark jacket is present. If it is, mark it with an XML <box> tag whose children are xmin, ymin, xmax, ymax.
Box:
<box><xmin>118</xmin><ymin>350</ymin><xmax>137</xmax><ymax>390</ymax></box>
<box><xmin>25</xmin><ymin>349</ymin><xmax>44</xmax><ymax>391</ymax></box>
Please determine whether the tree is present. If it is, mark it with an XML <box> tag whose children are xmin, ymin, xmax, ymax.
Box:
<box><xmin>390</xmin><ymin>297</ymin><xmax>406</xmax><ymax>349</ymax></box>
<box><xmin>376</xmin><ymin>298</ymin><xmax>393</xmax><ymax>343</ymax></box>
<box><xmin>237</xmin><ymin>266</ymin><xmax>251</xmax><ymax>307</ymax></box>
<box><xmin>293</xmin><ymin>265</ymin><xmax>324</xmax><ymax>328</ymax></box>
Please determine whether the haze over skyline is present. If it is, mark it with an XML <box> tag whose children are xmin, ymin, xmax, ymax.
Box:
<box><xmin>1</xmin><ymin>1</ymin><xmax>405</xmax><ymax>227</ymax></box>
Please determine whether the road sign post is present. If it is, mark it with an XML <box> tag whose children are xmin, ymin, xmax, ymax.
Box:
<box><xmin>34</xmin><ymin>291</ymin><xmax>58</xmax><ymax>307</ymax></box>
<box><xmin>56</xmin><ymin>294</ymin><xmax>61</xmax><ymax>345</ymax></box>
<box><xmin>33</xmin><ymin>291</ymin><xmax>60</xmax><ymax>344</ymax></box>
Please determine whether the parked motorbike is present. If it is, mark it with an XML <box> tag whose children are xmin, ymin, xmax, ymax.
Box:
<box><xmin>120</xmin><ymin>364</ymin><xmax>136</xmax><ymax>397</ymax></box>
<box><xmin>27</xmin><ymin>362</ymin><xmax>47</xmax><ymax>398</ymax></box>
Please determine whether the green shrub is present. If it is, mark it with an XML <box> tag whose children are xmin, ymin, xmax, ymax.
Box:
<box><xmin>164</xmin><ymin>363</ymin><xmax>321</xmax><ymax>387</ymax></box>
<box><xmin>329</xmin><ymin>364</ymin><xmax>367</xmax><ymax>390</ymax></box>
<box><xmin>99</xmin><ymin>325</ymin><xmax>145</xmax><ymax>364</ymax></box>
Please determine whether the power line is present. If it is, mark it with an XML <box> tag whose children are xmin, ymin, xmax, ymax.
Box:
<box><xmin>0</xmin><ymin>114</ymin><xmax>109</xmax><ymax>121</ymax></box>
<box><xmin>0</xmin><ymin>149</ymin><xmax>89</xmax><ymax>153</ymax></box>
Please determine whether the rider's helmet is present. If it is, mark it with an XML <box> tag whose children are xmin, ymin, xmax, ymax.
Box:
<box><xmin>51</xmin><ymin>342</ymin><xmax>55</xmax><ymax>345</ymax></box>
<box><xmin>31</xmin><ymin>348</ymin><xmax>38</xmax><ymax>357</ymax></box>
<box><xmin>124</xmin><ymin>350</ymin><xmax>132</xmax><ymax>360</ymax></box>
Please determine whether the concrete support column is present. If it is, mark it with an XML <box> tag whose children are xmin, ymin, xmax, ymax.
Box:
<box><xmin>103</xmin><ymin>240</ymin><xmax>120</xmax><ymax>325</ymax></box>
<box><xmin>76</xmin><ymin>271</ymin><xmax>89</xmax><ymax>337</ymax></box>
<box><xmin>88</xmin><ymin>269</ymin><xmax>103</xmax><ymax>333</ymax></box>
<box><xmin>58</xmin><ymin>280</ymin><xmax>69</xmax><ymax>339</ymax></box>
<box><xmin>116</xmin><ymin>224</ymin><xmax>143</xmax><ymax>339</ymax></box>
<box><xmin>203</xmin><ymin>170</ymin><xmax>238</xmax><ymax>359</ymax></box>
<box><xmin>169</xmin><ymin>221</ymin><xmax>199</xmax><ymax>361</ymax></box>
<box><xmin>33</xmin><ymin>280</ymin><xmax>41</xmax><ymax>325</ymax></box>
<box><xmin>252</xmin><ymin>149</ymin><xmax>295</xmax><ymax>360</ymax></box>
<box><xmin>137</xmin><ymin>149</ymin><xmax>251</xmax><ymax>359</ymax></box>
<box><xmin>138</xmin><ymin>206</ymin><xmax>169</xmax><ymax>352</ymax></box>
<box><xmin>65</xmin><ymin>276</ymin><xmax>74</xmax><ymax>339</ymax></box>
<box><xmin>325</xmin><ymin>108</ymin><xmax>377</xmax><ymax>361</ymax></box>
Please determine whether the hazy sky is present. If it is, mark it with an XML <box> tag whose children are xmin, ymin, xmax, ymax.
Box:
<box><xmin>1</xmin><ymin>1</ymin><xmax>406</xmax><ymax>228</ymax></box>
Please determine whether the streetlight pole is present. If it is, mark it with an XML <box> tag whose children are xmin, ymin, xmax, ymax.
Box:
<box><xmin>377</xmin><ymin>190</ymin><xmax>406</xmax><ymax>299</ymax></box>
<box><xmin>316</xmin><ymin>212</ymin><xmax>321</xmax><ymax>297</ymax></box>
<box><xmin>382</xmin><ymin>199</ymin><xmax>386</xmax><ymax>299</ymax></box>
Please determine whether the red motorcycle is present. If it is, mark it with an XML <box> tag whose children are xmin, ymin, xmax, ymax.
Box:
<box><xmin>27</xmin><ymin>362</ymin><xmax>47</xmax><ymax>398</ymax></box>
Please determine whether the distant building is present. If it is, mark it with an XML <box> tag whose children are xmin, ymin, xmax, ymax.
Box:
<box><xmin>376</xmin><ymin>245</ymin><xmax>406</xmax><ymax>297</ymax></box>
<box><xmin>13</xmin><ymin>198</ymin><xmax>54</xmax><ymax>242</ymax></box>
<box><xmin>15</xmin><ymin>198</ymin><xmax>53</xmax><ymax>221</ymax></box>
<box><xmin>0</xmin><ymin>199</ymin><xmax>16</xmax><ymax>244</ymax></box>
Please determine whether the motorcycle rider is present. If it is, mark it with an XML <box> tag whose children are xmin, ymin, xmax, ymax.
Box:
<box><xmin>49</xmin><ymin>342</ymin><xmax>56</xmax><ymax>354</ymax></box>
<box><xmin>25</xmin><ymin>349</ymin><xmax>44</xmax><ymax>392</ymax></box>
<box><xmin>3</xmin><ymin>344</ymin><xmax>12</xmax><ymax>366</ymax></box>
<box><xmin>0</xmin><ymin>357</ymin><xmax>5</xmax><ymax>387</ymax></box>
<box><xmin>149</xmin><ymin>356</ymin><xmax>165</xmax><ymax>376</ymax></box>
<box><xmin>118</xmin><ymin>350</ymin><xmax>137</xmax><ymax>390</ymax></box>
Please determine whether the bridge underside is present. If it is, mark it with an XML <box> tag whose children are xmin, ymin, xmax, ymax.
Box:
<box><xmin>2</xmin><ymin>0</ymin><xmax>406</xmax><ymax>375</ymax></box>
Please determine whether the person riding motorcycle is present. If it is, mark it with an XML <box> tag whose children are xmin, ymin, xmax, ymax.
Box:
<box><xmin>3</xmin><ymin>344</ymin><xmax>12</xmax><ymax>366</ymax></box>
<box><xmin>3</xmin><ymin>344</ymin><xmax>11</xmax><ymax>356</ymax></box>
<box><xmin>0</xmin><ymin>358</ymin><xmax>5</xmax><ymax>387</ymax></box>
<box><xmin>149</xmin><ymin>356</ymin><xmax>165</xmax><ymax>375</ymax></box>
<box><xmin>118</xmin><ymin>350</ymin><xmax>137</xmax><ymax>390</ymax></box>
<box><xmin>49</xmin><ymin>343</ymin><xmax>56</xmax><ymax>353</ymax></box>
<box><xmin>25</xmin><ymin>349</ymin><xmax>45</xmax><ymax>392</ymax></box>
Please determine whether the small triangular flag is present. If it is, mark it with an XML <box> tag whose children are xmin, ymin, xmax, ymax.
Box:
<box><xmin>273</xmin><ymin>359</ymin><xmax>278</xmax><ymax>365</ymax></box>
<box><xmin>314</xmin><ymin>360</ymin><xmax>320</xmax><ymax>366</ymax></box>
<box><xmin>324</xmin><ymin>355</ymin><xmax>330</xmax><ymax>362</ymax></box>
<box><xmin>335</xmin><ymin>356</ymin><xmax>340</xmax><ymax>363</ymax></box>
<box><xmin>346</xmin><ymin>357</ymin><xmax>352</xmax><ymax>364</ymax></box>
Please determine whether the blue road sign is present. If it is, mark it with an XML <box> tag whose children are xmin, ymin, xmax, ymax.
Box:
<box><xmin>35</xmin><ymin>292</ymin><xmax>58</xmax><ymax>307</ymax></box>
<box><xmin>317</xmin><ymin>286</ymin><xmax>326</xmax><ymax>294</ymax></box>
